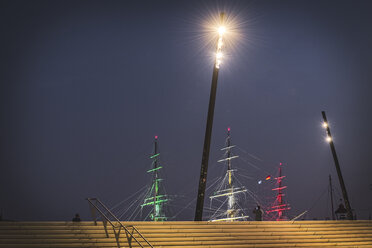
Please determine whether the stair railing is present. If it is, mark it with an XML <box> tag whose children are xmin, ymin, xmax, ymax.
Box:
<box><xmin>86</xmin><ymin>198</ymin><xmax>153</xmax><ymax>248</ymax></box>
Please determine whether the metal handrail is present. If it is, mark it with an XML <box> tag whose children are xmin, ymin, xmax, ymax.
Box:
<box><xmin>87</xmin><ymin>198</ymin><xmax>153</xmax><ymax>248</ymax></box>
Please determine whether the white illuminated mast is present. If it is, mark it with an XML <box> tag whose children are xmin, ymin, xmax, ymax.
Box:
<box><xmin>209</xmin><ymin>128</ymin><xmax>249</xmax><ymax>222</ymax></box>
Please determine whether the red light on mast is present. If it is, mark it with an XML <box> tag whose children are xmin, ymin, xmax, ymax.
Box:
<box><xmin>267</xmin><ymin>162</ymin><xmax>290</xmax><ymax>221</ymax></box>
<box><xmin>155</xmin><ymin>135</ymin><xmax>158</xmax><ymax>139</ymax></box>
<box><xmin>227</xmin><ymin>127</ymin><xmax>231</xmax><ymax>132</ymax></box>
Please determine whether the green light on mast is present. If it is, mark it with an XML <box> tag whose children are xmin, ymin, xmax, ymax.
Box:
<box><xmin>141</xmin><ymin>135</ymin><xmax>169</xmax><ymax>221</ymax></box>
<box><xmin>147</xmin><ymin>166</ymin><xmax>163</xmax><ymax>173</ymax></box>
<box><xmin>150</xmin><ymin>153</ymin><xmax>160</xmax><ymax>159</ymax></box>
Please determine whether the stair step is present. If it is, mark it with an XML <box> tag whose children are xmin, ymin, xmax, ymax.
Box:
<box><xmin>0</xmin><ymin>221</ymin><xmax>371</xmax><ymax>248</ymax></box>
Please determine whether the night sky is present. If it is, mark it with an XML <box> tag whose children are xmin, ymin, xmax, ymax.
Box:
<box><xmin>1</xmin><ymin>0</ymin><xmax>372</xmax><ymax>221</ymax></box>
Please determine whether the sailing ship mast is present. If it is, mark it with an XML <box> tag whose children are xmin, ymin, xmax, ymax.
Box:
<box><xmin>141</xmin><ymin>136</ymin><xmax>168</xmax><ymax>221</ymax></box>
<box><xmin>267</xmin><ymin>162</ymin><xmax>290</xmax><ymax>220</ymax></box>
<box><xmin>209</xmin><ymin>128</ymin><xmax>249</xmax><ymax>221</ymax></box>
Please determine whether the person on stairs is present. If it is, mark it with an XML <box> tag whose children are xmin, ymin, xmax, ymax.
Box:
<box><xmin>253</xmin><ymin>205</ymin><xmax>263</xmax><ymax>221</ymax></box>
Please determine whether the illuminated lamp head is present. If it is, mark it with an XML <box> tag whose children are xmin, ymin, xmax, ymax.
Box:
<box><xmin>215</xmin><ymin>15</ymin><xmax>226</xmax><ymax>69</ymax></box>
<box><xmin>218</xmin><ymin>26</ymin><xmax>226</xmax><ymax>36</ymax></box>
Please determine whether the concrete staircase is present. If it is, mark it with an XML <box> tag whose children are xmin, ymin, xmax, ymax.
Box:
<box><xmin>1</xmin><ymin>220</ymin><xmax>372</xmax><ymax>247</ymax></box>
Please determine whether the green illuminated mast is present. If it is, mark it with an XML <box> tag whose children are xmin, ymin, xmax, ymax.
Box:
<box><xmin>141</xmin><ymin>136</ymin><xmax>168</xmax><ymax>221</ymax></box>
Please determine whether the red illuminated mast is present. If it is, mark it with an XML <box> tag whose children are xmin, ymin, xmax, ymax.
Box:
<box><xmin>267</xmin><ymin>162</ymin><xmax>290</xmax><ymax>220</ymax></box>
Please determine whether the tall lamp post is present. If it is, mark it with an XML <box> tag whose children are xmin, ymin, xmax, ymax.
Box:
<box><xmin>195</xmin><ymin>12</ymin><xmax>226</xmax><ymax>221</ymax></box>
<box><xmin>321</xmin><ymin>111</ymin><xmax>353</xmax><ymax>220</ymax></box>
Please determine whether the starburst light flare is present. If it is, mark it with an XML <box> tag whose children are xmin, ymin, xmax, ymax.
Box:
<box><xmin>215</xmin><ymin>23</ymin><xmax>225</xmax><ymax>69</ymax></box>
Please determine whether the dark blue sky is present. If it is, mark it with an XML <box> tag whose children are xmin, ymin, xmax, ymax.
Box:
<box><xmin>1</xmin><ymin>0</ymin><xmax>372</xmax><ymax>221</ymax></box>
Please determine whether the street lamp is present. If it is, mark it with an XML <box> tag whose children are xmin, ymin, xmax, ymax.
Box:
<box><xmin>195</xmin><ymin>12</ymin><xmax>226</xmax><ymax>221</ymax></box>
<box><xmin>321</xmin><ymin>111</ymin><xmax>353</xmax><ymax>220</ymax></box>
